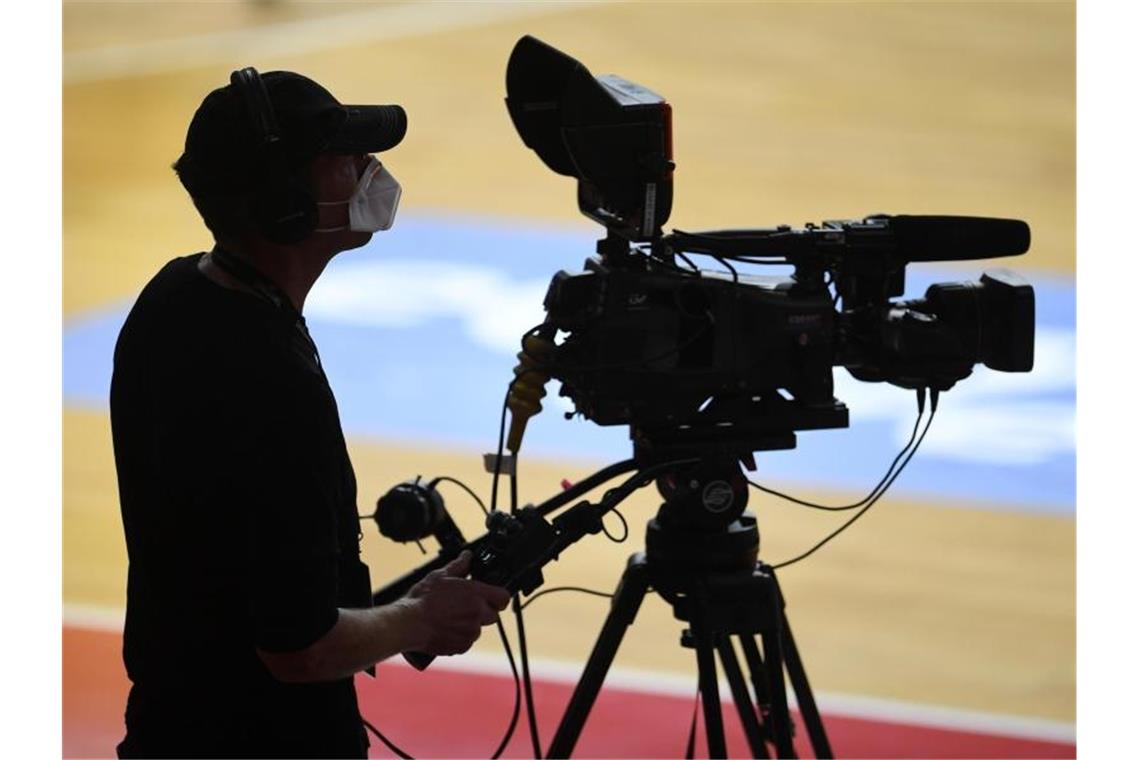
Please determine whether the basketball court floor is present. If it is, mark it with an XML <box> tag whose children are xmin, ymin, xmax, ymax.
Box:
<box><xmin>63</xmin><ymin>2</ymin><xmax>1075</xmax><ymax>756</ymax></box>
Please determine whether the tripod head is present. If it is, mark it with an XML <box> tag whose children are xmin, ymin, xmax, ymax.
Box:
<box><xmin>646</xmin><ymin>458</ymin><xmax>761</xmax><ymax>586</ymax></box>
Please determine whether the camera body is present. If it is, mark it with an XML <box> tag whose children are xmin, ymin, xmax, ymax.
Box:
<box><xmin>545</xmin><ymin>256</ymin><xmax>837</xmax><ymax>423</ymax></box>
<box><xmin>506</xmin><ymin>37</ymin><xmax>1036</xmax><ymax>461</ymax></box>
<box><xmin>542</xmin><ymin>242</ymin><xmax>1034</xmax><ymax>431</ymax></box>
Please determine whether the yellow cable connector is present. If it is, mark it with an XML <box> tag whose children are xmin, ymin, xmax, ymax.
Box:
<box><xmin>506</xmin><ymin>333</ymin><xmax>554</xmax><ymax>453</ymax></box>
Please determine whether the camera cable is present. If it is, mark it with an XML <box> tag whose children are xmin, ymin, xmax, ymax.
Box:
<box><xmin>356</xmin><ymin>467</ymin><xmax>518</xmax><ymax>755</ymax></box>
<box><xmin>490</xmin><ymin>615</ymin><xmax>524</xmax><ymax>759</ymax></box>
<box><xmin>666</xmin><ymin>249</ymin><xmax>702</xmax><ymax>275</ymax></box>
<box><xmin>360</xmin><ymin>615</ymin><xmax>522</xmax><ymax>756</ymax></box>
<box><xmin>519</xmin><ymin>586</ymin><xmax>614</xmax><ymax>611</ymax></box>
<box><xmin>771</xmin><ymin>389</ymin><xmax>939</xmax><ymax>569</ymax></box>
<box><xmin>512</xmin><ymin>507</ymin><xmax>629</xmax><ymax>608</ymax></box>
<box><xmin>488</xmin><ymin>365</ymin><xmax>545</xmax><ymax>757</ymax></box>
<box><xmin>712</xmin><ymin>255</ymin><xmax>739</xmax><ymax>284</ymax></box>
<box><xmin>360</xmin><ymin>339</ymin><xmax>648</xmax><ymax>758</ymax></box>
<box><xmin>358</xmin><ymin>614</ymin><xmax>522</xmax><ymax>759</ymax></box>
<box><xmin>361</xmin><ymin>716</ymin><xmax>411</xmax><ymax>759</ymax></box>
<box><xmin>494</xmin><ymin>330</ymin><xmax>710</xmax><ymax>757</ymax></box>
<box><xmin>600</xmin><ymin>505</ymin><xmax>630</xmax><ymax>543</ymax></box>
<box><xmin>748</xmin><ymin>387</ymin><xmax>928</xmax><ymax>512</ymax></box>
<box><xmin>508</xmin><ymin>464</ymin><xmax>544</xmax><ymax>758</ymax></box>
<box><xmin>435</xmin><ymin>475</ymin><xmax>490</xmax><ymax>516</ymax></box>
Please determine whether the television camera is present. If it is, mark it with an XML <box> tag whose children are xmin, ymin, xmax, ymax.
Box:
<box><xmin>504</xmin><ymin>34</ymin><xmax>1033</xmax><ymax>466</ymax></box>
<box><xmin>371</xmin><ymin>36</ymin><xmax>1037</xmax><ymax>758</ymax></box>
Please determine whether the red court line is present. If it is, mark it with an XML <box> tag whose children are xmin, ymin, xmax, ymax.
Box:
<box><xmin>64</xmin><ymin>626</ymin><xmax>1074</xmax><ymax>759</ymax></box>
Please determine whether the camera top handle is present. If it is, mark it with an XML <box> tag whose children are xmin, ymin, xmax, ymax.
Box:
<box><xmin>665</xmin><ymin>214</ymin><xmax>1030</xmax><ymax>264</ymax></box>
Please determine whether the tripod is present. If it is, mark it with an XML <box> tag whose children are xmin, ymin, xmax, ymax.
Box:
<box><xmin>371</xmin><ymin>456</ymin><xmax>834</xmax><ymax>758</ymax></box>
<box><xmin>547</xmin><ymin>512</ymin><xmax>833</xmax><ymax>758</ymax></box>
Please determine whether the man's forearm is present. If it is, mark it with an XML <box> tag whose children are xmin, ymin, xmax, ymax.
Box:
<box><xmin>258</xmin><ymin>600</ymin><xmax>421</xmax><ymax>683</ymax></box>
<box><xmin>257</xmin><ymin>552</ymin><xmax>508</xmax><ymax>684</ymax></box>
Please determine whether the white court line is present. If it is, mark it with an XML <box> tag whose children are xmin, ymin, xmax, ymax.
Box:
<box><xmin>64</xmin><ymin>1</ymin><xmax>597</xmax><ymax>84</ymax></box>
<box><xmin>64</xmin><ymin>605</ymin><xmax>1074</xmax><ymax>745</ymax></box>
<box><xmin>384</xmin><ymin>649</ymin><xmax>1077</xmax><ymax>746</ymax></box>
<box><xmin>64</xmin><ymin>603</ymin><xmax>124</xmax><ymax>632</ymax></box>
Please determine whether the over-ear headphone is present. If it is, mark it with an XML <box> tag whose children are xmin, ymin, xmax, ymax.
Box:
<box><xmin>229</xmin><ymin>67</ymin><xmax>319</xmax><ymax>245</ymax></box>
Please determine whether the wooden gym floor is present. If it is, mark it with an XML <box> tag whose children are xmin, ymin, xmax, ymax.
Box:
<box><xmin>63</xmin><ymin>1</ymin><xmax>1075</xmax><ymax>755</ymax></box>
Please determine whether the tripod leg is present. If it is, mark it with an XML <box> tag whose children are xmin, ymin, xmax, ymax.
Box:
<box><xmin>546</xmin><ymin>554</ymin><xmax>651</xmax><ymax>759</ymax></box>
<box><xmin>715</xmin><ymin>635</ymin><xmax>770</xmax><ymax>759</ymax></box>
<box><xmin>758</xmin><ymin>611</ymin><xmax>797</xmax><ymax>758</ymax></box>
<box><xmin>770</xmin><ymin>576</ymin><xmax>833</xmax><ymax>759</ymax></box>
<box><xmin>690</xmin><ymin>585</ymin><xmax>728</xmax><ymax>759</ymax></box>
<box><xmin>738</xmin><ymin>635</ymin><xmax>772</xmax><ymax>724</ymax></box>
<box><xmin>741</xmin><ymin>634</ymin><xmax>796</xmax><ymax>758</ymax></box>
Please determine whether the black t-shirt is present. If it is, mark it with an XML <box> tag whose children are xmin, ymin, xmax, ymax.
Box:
<box><xmin>110</xmin><ymin>253</ymin><xmax>372</xmax><ymax>758</ymax></box>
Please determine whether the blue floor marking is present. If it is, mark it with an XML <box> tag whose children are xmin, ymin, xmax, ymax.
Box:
<box><xmin>64</xmin><ymin>212</ymin><xmax>1075</xmax><ymax>513</ymax></box>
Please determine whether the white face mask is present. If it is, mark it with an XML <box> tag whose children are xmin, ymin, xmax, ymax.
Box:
<box><xmin>316</xmin><ymin>156</ymin><xmax>401</xmax><ymax>233</ymax></box>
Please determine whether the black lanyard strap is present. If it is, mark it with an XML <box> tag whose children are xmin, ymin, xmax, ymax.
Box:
<box><xmin>210</xmin><ymin>248</ymin><xmax>323</xmax><ymax>368</ymax></box>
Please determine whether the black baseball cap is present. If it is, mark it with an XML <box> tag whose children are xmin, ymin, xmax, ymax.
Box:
<box><xmin>176</xmin><ymin>69</ymin><xmax>407</xmax><ymax>195</ymax></box>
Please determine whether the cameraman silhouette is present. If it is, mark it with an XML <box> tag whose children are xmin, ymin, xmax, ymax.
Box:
<box><xmin>110</xmin><ymin>68</ymin><xmax>510</xmax><ymax>759</ymax></box>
